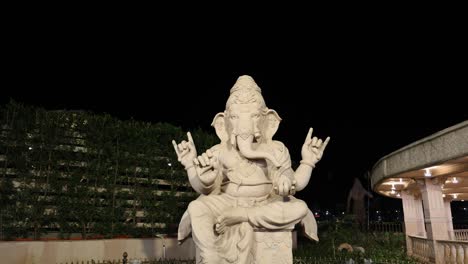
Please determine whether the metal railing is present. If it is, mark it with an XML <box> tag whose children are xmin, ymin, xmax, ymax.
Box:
<box><xmin>369</xmin><ymin>222</ymin><xmax>403</xmax><ymax>233</ymax></box>
<box><xmin>57</xmin><ymin>252</ymin><xmax>417</xmax><ymax>264</ymax></box>
<box><xmin>58</xmin><ymin>257</ymin><xmax>416</xmax><ymax>264</ymax></box>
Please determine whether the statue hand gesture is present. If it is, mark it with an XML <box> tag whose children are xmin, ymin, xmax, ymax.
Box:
<box><xmin>193</xmin><ymin>149</ymin><xmax>219</xmax><ymax>185</ymax></box>
<box><xmin>274</xmin><ymin>175</ymin><xmax>296</xmax><ymax>197</ymax></box>
<box><xmin>301</xmin><ymin>128</ymin><xmax>330</xmax><ymax>167</ymax></box>
<box><xmin>172</xmin><ymin>132</ymin><xmax>198</xmax><ymax>170</ymax></box>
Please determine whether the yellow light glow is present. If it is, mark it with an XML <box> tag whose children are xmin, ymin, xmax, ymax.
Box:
<box><xmin>424</xmin><ymin>168</ymin><xmax>431</xmax><ymax>177</ymax></box>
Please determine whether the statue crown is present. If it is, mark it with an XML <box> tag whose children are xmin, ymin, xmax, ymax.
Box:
<box><xmin>226</xmin><ymin>75</ymin><xmax>266</xmax><ymax>110</ymax></box>
<box><xmin>230</xmin><ymin>75</ymin><xmax>262</xmax><ymax>94</ymax></box>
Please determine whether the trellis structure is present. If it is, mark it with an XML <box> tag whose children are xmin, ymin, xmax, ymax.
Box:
<box><xmin>0</xmin><ymin>101</ymin><xmax>216</xmax><ymax>240</ymax></box>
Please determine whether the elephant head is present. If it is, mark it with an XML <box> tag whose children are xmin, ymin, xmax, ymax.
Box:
<box><xmin>211</xmin><ymin>75</ymin><xmax>282</xmax><ymax>167</ymax></box>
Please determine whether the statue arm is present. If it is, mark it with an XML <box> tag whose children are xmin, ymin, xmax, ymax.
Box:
<box><xmin>293</xmin><ymin>163</ymin><xmax>314</xmax><ymax>192</ymax></box>
<box><xmin>187</xmin><ymin>146</ymin><xmax>221</xmax><ymax>195</ymax></box>
<box><xmin>185</xmin><ymin>166</ymin><xmax>210</xmax><ymax>194</ymax></box>
<box><xmin>173</xmin><ymin>133</ymin><xmax>220</xmax><ymax>195</ymax></box>
<box><xmin>295</xmin><ymin>128</ymin><xmax>331</xmax><ymax>192</ymax></box>
<box><xmin>272</xmin><ymin>141</ymin><xmax>312</xmax><ymax>193</ymax></box>
<box><xmin>276</xmin><ymin>163</ymin><xmax>314</xmax><ymax>193</ymax></box>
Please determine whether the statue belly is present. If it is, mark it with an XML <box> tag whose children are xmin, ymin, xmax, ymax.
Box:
<box><xmin>222</xmin><ymin>182</ymin><xmax>273</xmax><ymax>197</ymax></box>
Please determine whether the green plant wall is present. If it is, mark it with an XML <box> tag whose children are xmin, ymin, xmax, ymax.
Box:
<box><xmin>0</xmin><ymin>101</ymin><xmax>217</xmax><ymax>240</ymax></box>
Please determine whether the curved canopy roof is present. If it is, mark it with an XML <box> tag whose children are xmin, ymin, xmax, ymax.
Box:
<box><xmin>371</xmin><ymin>120</ymin><xmax>468</xmax><ymax>200</ymax></box>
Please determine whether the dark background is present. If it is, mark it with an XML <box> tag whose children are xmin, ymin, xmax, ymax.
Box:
<box><xmin>2</xmin><ymin>20</ymin><xmax>467</xmax><ymax>219</ymax></box>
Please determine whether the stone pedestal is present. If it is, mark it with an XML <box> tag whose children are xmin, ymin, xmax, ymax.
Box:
<box><xmin>253</xmin><ymin>230</ymin><xmax>293</xmax><ymax>264</ymax></box>
<box><xmin>195</xmin><ymin>229</ymin><xmax>294</xmax><ymax>264</ymax></box>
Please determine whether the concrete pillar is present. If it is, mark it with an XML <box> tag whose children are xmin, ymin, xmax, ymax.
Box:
<box><xmin>420</xmin><ymin>178</ymin><xmax>450</xmax><ymax>240</ymax></box>
<box><xmin>401</xmin><ymin>191</ymin><xmax>426</xmax><ymax>256</ymax></box>
<box><xmin>444</xmin><ymin>200</ymin><xmax>454</xmax><ymax>240</ymax></box>
<box><xmin>402</xmin><ymin>191</ymin><xmax>426</xmax><ymax>236</ymax></box>
<box><xmin>420</xmin><ymin>178</ymin><xmax>451</xmax><ymax>263</ymax></box>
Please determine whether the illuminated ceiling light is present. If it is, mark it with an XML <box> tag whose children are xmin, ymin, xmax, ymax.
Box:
<box><xmin>424</xmin><ymin>168</ymin><xmax>432</xmax><ymax>177</ymax></box>
<box><xmin>397</xmin><ymin>193</ymin><xmax>401</xmax><ymax>197</ymax></box>
<box><xmin>391</xmin><ymin>189</ymin><xmax>396</xmax><ymax>194</ymax></box>
<box><xmin>453</xmin><ymin>194</ymin><xmax>458</xmax><ymax>199</ymax></box>
<box><xmin>399</xmin><ymin>178</ymin><xmax>403</xmax><ymax>183</ymax></box>
<box><xmin>443</xmin><ymin>194</ymin><xmax>446</xmax><ymax>198</ymax></box>
<box><xmin>452</xmin><ymin>177</ymin><xmax>459</xmax><ymax>184</ymax></box>
<box><xmin>391</xmin><ymin>184</ymin><xmax>396</xmax><ymax>190</ymax></box>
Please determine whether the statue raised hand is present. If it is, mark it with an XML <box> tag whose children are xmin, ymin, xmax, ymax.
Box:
<box><xmin>172</xmin><ymin>132</ymin><xmax>197</xmax><ymax>170</ymax></box>
<box><xmin>172</xmin><ymin>132</ymin><xmax>219</xmax><ymax>190</ymax></box>
<box><xmin>300</xmin><ymin>128</ymin><xmax>330</xmax><ymax>168</ymax></box>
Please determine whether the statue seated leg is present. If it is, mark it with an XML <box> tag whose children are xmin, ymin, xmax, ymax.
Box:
<box><xmin>186</xmin><ymin>194</ymin><xmax>309</xmax><ymax>264</ymax></box>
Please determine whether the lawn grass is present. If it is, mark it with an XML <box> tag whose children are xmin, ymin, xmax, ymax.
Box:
<box><xmin>294</xmin><ymin>218</ymin><xmax>418</xmax><ymax>263</ymax></box>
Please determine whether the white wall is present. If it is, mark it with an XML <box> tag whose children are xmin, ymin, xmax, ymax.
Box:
<box><xmin>0</xmin><ymin>237</ymin><xmax>196</xmax><ymax>264</ymax></box>
<box><xmin>1</xmin><ymin>231</ymin><xmax>298</xmax><ymax>264</ymax></box>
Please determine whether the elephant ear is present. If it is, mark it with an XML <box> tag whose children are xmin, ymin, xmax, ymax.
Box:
<box><xmin>264</xmin><ymin>109</ymin><xmax>282</xmax><ymax>142</ymax></box>
<box><xmin>211</xmin><ymin>112</ymin><xmax>228</xmax><ymax>144</ymax></box>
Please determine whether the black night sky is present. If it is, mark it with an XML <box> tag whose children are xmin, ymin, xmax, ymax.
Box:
<box><xmin>2</xmin><ymin>24</ymin><xmax>467</xmax><ymax>218</ymax></box>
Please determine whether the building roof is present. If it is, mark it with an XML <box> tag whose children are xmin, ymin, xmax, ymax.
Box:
<box><xmin>371</xmin><ymin>120</ymin><xmax>468</xmax><ymax>199</ymax></box>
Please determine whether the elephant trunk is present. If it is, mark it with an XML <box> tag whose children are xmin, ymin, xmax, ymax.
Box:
<box><xmin>236</xmin><ymin>135</ymin><xmax>281</xmax><ymax>168</ymax></box>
